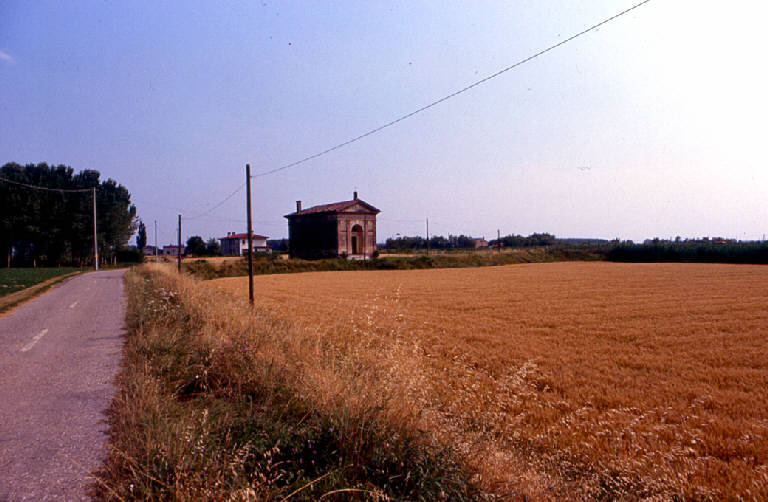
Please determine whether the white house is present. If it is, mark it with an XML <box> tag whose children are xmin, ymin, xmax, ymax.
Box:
<box><xmin>219</xmin><ymin>232</ymin><xmax>270</xmax><ymax>256</ymax></box>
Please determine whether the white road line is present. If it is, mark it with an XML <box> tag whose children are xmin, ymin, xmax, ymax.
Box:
<box><xmin>20</xmin><ymin>329</ymin><xmax>49</xmax><ymax>352</ymax></box>
<box><xmin>69</xmin><ymin>301</ymin><xmax>78</xmax><ymax>309</ymax></box>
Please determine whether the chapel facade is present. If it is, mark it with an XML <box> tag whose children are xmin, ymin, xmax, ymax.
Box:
<box><xmin>284</xmin><ymin>192</ymin><xmax>380</xmax><ymax>259</ymax></box>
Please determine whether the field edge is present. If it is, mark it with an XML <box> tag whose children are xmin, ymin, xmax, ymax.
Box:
<box><xmin>0</xmin><ymin>271</ymin><xmax>82</xmax><ymax>316</ymax></box>
<box><xmin>92</xmin><ymin>264</ymin><xmax>485</xmax><ymax>501</ymax></box>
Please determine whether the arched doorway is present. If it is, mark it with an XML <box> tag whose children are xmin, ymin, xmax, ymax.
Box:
<box><xmin>350</xmin><ymin>224</ymin><xmax>363</xmax><ymax>255</ymax></box>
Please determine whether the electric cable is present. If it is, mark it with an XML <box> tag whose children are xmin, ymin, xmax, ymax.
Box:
<box><xmin>252</xmin><ymin>0</ymin><xmax>653</xmax><ymax>178</ymax></box>
<box><xmin>0</xmin><ymin>175</ymin><xmax>93</xmax><ymax>193</ymax></box>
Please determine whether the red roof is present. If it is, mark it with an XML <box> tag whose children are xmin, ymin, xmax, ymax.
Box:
<box><xmin>220</xmin><ymin>233</ymin><xmax>268</xmax><ymax>240</ymax></box>
<box><xmin>285</xmin><ymin>198</ymin><xmax>380</xmax><ymax>218</ymax></box>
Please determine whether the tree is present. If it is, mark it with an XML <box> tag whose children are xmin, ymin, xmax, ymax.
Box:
<box><xmin>1</xmin><ymin>162</ymin><xmax>137</xmax><ymax>267</ymax></box>
<box><xmin>185</xmin><ymin>235</ymin><xmax>206</xmax><ymax>256</ymax></box>
<box><xmin>455</xmin><ymin>235</ymin><xmax>476</xmax><ymax>248</ymax></box>
<box><xmin>136</xmin><ymin>220</ymin><xmax>147</xmax><ymax>250</ymax></box>
<box><xmin>266</xmin><ymin>238</ymin><xmax>289</xmax><ymax>252</ymax></box>
<box><xmin>205</xmin><ymin>238</ymin><xmax>221</xmax><ymax>256</ymax></box>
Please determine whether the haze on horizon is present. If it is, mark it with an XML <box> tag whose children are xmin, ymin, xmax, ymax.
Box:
<box><xmin>1</xmin><ymin>1</ymin><xmax>766</xmax><ymax>246</ymax></box>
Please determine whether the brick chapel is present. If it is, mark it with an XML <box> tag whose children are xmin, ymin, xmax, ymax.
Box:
<box><xmin>284</xmin><ymin>192</ymin><xmax>380</xmax><ymax>259</ymax></box>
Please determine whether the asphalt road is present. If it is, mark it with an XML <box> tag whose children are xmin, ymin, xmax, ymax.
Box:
<box><xmin>0</xmin><ymin>270</ymin><xmax>125</xmax><ymax>501</ymax></box>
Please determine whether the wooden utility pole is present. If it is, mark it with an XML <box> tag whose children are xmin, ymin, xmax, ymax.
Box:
<box><xmin>426</xmin><ymin>218</ymin><xmax>430</xmax><ymax>255</ymax></box>
<box><xmin>245</xmin><ymin>164</ymin><xmax>254</xmax><ymax>306</ymax></box>
<box><xmin>497</xmin><ymin>229</ymin><xmax>501</xmax><ymax>254</ymax></box>
<box><xmin>154</xmin><ymin>220</ymin><xmax>158</xmax><ymax>262</ymax></box>
<box><xmin>177</xmin><ymin>214</ymin><xmax>182</xmax><ymax>273</ymax></box>
<box><xmin>92</xmin><ymin>187</ymin><xmax>99</xmax><ymax>270</ymax></box>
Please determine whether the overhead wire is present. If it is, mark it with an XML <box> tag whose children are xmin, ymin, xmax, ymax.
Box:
<box><xmin>138</xmin><ymin>0</ymin><xmax>654</xmax><ymax>231</ymax></box>
<box><xmin>251</xmin><ymin>0</ymin><xmax>653</xmax><ymax>179</ymax></box>
<box><xmin>0</xmin><ymin>175</ymin><xmax>93</xmax><ymax>193</ymax></box>
<box><xmin>184</xmin><ymin>182</ymin><xmax>247</xmax><ymax>220</ymax></box>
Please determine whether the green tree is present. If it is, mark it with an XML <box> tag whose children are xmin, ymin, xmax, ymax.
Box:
<box><xmin>0</xmin><ymin>162</ymin><xmax>137</xmax><ymax>267</ymax></box>
<box><xmin>136</xmin><ymin>220</ymin><xmax>147</xmax><ymax>250</ymax></box>
<box><xmin>185</xmin><ymin>236</ymin><xmax>206</xmax><ymax>256</ymax></box>
<box><xmin>205</xmin><ymin>238</ymin><xmax>221</xmax><ymax>256</ymax></box>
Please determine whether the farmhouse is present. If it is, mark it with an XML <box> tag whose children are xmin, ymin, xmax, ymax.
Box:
<box><xmin>472</xmin><ymin>238</ymin><xmax>489</xmax><ymax>249</ymax></box>
<box><xmin>219</xmin><ymin>232</ymin><xmax>269</xmax><ymax>256</ymax></box>
<box><xmin>285</xmin><ymin>192</ymin><xmax>380</xmax><ymax>259</ymax></box>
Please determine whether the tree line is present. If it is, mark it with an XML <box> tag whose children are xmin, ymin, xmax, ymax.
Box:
<box><xmin>183</xmin><ymin>235</ymin><xmax>222</xmax><ymax>256</ymax></box>
<box><xmin>489</xmin><ymin>232</ymin><xmax>558</xmax><ymax>248</ymax></box>
<box><xmin>384</xmin><ymin>233</ymin><xmax>558</xmax><ymax>250</ymax></box>
<box><xmin>384</xmin><ymin>234</ymin><xmax>478</xmax><ymax>250</ymax></box>
<box><xmin>1</xmin><ymin>162</ymin><xmax>137</xmax><ymax>267</ymax></box>
<box><xmin>606</xmin><ymin>238</ymin><xmax>768</xmax><ymax>263</ymax></box>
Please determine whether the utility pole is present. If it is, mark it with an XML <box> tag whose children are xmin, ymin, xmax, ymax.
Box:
<box><xmin>177</xmin><ymin>214</ymin><xmax>182</xmax><ymax>273</ymax></box>
<box><xmin>497</xmin><ymin>229</ymin><xmax>501</xmax><ymax>254</ymax></box>
<box><xmin>426</xmin><ymin>218</ymin><xmax>430</xmax><ymax>255</ymax></box>
<box><xmin>246</xmin><ymin>164</ymin><xmax>254</xmax><ymax>306</ymax></box>
<box><xmin>92</xmin><ymin>187</ymin><xmax>99</xmax><ymax>270</ymax></box>
<box><xmin>154</xmin><ymin>220</ymin><xmax>158</xmax><ymax>262</ymax></box>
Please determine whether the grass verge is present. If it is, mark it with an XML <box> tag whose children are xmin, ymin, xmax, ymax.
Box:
<box><xmin>93</xmin><ymin>264</ymin><xmax>483</xmax><ymax>501</ymax></box>
<box><xmin>0</xmin><ymin>269</ymin><xmax>81</xmax><ymax>315</ymax></box>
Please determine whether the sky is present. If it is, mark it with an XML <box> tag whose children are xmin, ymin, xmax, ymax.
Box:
<box><xmin>1</xmin><ymin>1</ymin><xmax>767</xmax><ymax>246</ymax></box>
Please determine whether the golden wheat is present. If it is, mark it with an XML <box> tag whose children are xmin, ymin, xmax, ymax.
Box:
<box><xmin>209</xmin><ymin>262</ymin><xmax>768</xmax><ymax>499</ymax></box>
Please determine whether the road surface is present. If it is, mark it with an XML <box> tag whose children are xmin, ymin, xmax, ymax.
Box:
<box><xmin>0</xmin><ymin>270</ymin><xmax>125</xmax><ymax>501</ymax></box>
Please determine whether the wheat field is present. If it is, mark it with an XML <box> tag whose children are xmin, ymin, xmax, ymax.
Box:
<box><xmin>209</xmin><ymin>262</ymin><xmax>768</xmax><ymax>499</ymax></box>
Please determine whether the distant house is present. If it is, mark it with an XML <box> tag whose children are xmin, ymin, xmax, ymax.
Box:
<box><xmin>219</xmin><ymin>232</ymin><xmax>269</xmax><ymax>256</ymax></box>
<box><xmin>472</xmin><ymin>238</ymin><xmax>489</xmax><ymax>249</ymax></box>
<box><xmin>142</xmin><ymin>245</ymin><xmax>158</xmax><ymax>256</ymax></box>
<box><xmin>162</xmin><ymin>245</ymin><xmax>183</xmax><ymax>257</ymax></box>
<box><xmin>284</xmin><ymin>192</ymin><xmax>380</xmax><ymax>259</ymax></box>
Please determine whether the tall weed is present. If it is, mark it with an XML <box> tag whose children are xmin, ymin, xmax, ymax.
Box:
<box><xmin>93</xmin><ymin>264</ymin><xmax>482</xmax><ymax>500</ymax></box>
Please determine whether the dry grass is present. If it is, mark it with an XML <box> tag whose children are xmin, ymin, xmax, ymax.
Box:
<box><xmin>210</xmin><ymin>262</ymin><xmax>768</xmax><ymax>499</ymax></box>
<box><xmin>96</xmin><ymin>263</ymin><xmax>480</xmax><ymax>500</ymax></box>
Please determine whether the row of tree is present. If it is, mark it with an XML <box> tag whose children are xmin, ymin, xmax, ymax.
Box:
<box><xmin>384</xmin><ymin>234</ymin><xmax>478</xmax><ymax>250</ymax></box>
<box><xmin>182</xmin><ymin>235</ymin><xmax>222</xmax><ymax>256</ymax></box>
<box><xmin>489</xmin><ymin>233</ymin><xmax>558</xmax><ymax>248</ymax></box>
<box><xmin>606</xmin><ymin>239</ymin><xmax>768</xmax><ymax>263</ymax></box>
<box><xmin>384</xmin><ymin>233</ymin><xmax>558</xmax><ymax>250</ymax></box>
<box><xmin>1</xmin><ymin>162</ymin><xmax>137</xmax><ymax>267</ymax></box>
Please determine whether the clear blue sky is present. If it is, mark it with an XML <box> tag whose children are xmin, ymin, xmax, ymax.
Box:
<box><xmin>2</xmin><ymin>1</ymin><xmax>766</xmax><ymax>246</ymax></box>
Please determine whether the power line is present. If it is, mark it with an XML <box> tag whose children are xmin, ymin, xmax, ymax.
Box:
<box><xmin>252</xmin><ymin>0</ymin><xmax>653</xmax><ymax>178</ymax></box>
<box><xmin>1</xmin><ymin>175</ymin><xmax>101</xmax><ymax>269</ymax></box>
<box><xmin>0</xmin><ymin>175</ymin><xmax>93</xmax><ymax>193</ymax></box>
<box><xmin>138</xmin><ymin>1</ymin><xmax>653</xmax><ymax>229</ymax></box>
<box><xmin>184</xmin><ymin>182</ymin><xmax>247</xmax><ymax>220</ymax></box>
